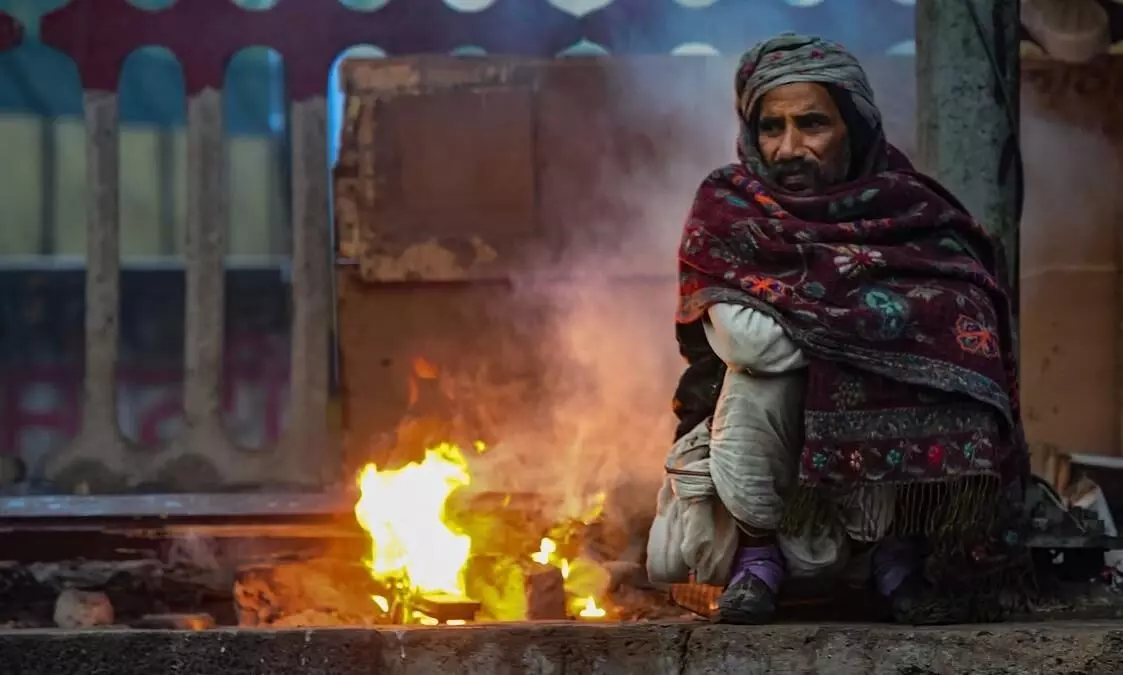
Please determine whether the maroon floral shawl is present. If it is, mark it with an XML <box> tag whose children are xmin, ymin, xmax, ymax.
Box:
<box><xmin>675</xmin><ymin>155</ymin><xmax>1027</xmax><ymax>505</ymax></box>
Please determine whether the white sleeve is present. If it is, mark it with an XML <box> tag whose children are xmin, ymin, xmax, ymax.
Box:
<box><xmin>703</xmin><ymin>303</ymin><xmax>808</xmax><ymax>374</ymax></box>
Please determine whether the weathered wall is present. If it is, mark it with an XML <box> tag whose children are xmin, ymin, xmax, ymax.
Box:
<box><xmin>1020</xmin><ymin>58</ymin><xmax>1123</xmax><ymax>462</ymax></box>
<box><xmin>334</xmin><ymin>55</ymin><xmax>1123</xmax><ymax>501</ymax></box>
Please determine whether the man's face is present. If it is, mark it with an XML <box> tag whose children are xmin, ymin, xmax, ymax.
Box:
<box><xmin>754</xmin><ymin>82</ymin><xmax>850</xmax><ymax>194</ymax></box>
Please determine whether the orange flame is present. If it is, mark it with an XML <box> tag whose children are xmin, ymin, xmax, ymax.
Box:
<box><xmin>354</xmin><ymin>443</ymin><xmax>472</xmax><ymax>597</ymax></box>
<box><xmin>355</xmin><ymin>441</ymin><xmax>612</xmax><ymax>624</ymax></box>
<box><xmin>530</xmin><ymin>537</ymin><xmax>608</xmax><ymax>621</ymax></box>
<box><xmin>577</xmin><ymin>596</ymin><xmax>607</xmax><ymax>619</ymax></box>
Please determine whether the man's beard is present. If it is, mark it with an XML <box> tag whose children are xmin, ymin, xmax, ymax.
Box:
<box><xmin>768</xmin><ymin>158</ymin><xmax>830</xmax><ymax>194</ymax></box>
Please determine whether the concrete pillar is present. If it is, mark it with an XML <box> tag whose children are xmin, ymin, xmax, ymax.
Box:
<box><xmin>915</xmin><ymin>0</ymin><xmax>1021</xmax><ymax>287</ymax></box>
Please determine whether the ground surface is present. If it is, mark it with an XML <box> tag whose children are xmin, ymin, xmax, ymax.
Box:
<box><xmin>2</xmin><ymin>621</ymin><xmax>1122</xmax><ymax>675</ymax></box>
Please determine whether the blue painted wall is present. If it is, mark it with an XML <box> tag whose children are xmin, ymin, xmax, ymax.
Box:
<box><xmin>0</xmin><ymin>0</ymin><xmax>916</xmax><ymax>135</ymax></box>
<box><xmin>0</xmin><ymin>0</ymin><xmax>286</xmax><ymax>133</ymax></box>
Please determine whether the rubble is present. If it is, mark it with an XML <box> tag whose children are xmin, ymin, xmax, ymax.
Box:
<box><xmin>53</xmin><ymin>589</ymin><xmax>113</xmax><ymax>629</ymax></box>
<box><xmin>0</xmin><ymin>545</ymin><xmax>1120</xmax><ymax>631</ymax></box>
<box><xmin>233</xmin><ymin>559</ymin><xmax>381</xmax><ymax>627</ymax></box>
<box><xmin>523</xmin><ymin>563</ymin><xmax>566</xmax><ymax>620</ymax></box>
<box><xmin>269</xmin><ymin>609</ymin><xmax>357</xmax><ymax>628</ymax></box>
<box><xmin>0</xmin><ymin>472</ymin><xmax>1119</xmax><ymax>631</ymax></box>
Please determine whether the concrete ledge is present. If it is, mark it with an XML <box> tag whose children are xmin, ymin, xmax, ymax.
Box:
<box><xmin>0</xmin><ymin>622</ymin><xmax>1121</xmax><ymax>674</ymax></box>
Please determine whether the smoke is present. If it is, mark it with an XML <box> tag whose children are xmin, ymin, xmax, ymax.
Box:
<box><xmin>455</xmin><ymin>54</ymin><xmax>921</xmax><ymax>551</ymax></box>
<box><xmin>463</xmin><ymin>56</ymin><xmax>738</xmax><ymax>545</ymax></box>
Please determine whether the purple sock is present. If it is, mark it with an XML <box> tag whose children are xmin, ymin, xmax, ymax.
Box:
<box><xmin>873</xmin><ymin>537</ymin><xmax>917</xmax><ymax>596</ymax></box>
<box><xmin>728</xmin><ymin>545</ymin><xmax>785</xmax><ymax>594</ymax></box>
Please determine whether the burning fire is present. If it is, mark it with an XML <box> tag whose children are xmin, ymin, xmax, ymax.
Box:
<box><xmin>355</xmin><ymin>441</ymin><xmax>612</xmax><ymax>624</ymax></box>
<box><xmin>531</xmin><ymin>537</ymin><xmax>608</xmax><ymax>620</ymax></box>
<box><xmin>354</xmin><ymin>443</ymin><xmax>472</xmax><ymax>596</ymax></box>
<box><xmin>578</xmin><ymin>596</ymin><xmax>607</xmax><ymax>619</ymax></box>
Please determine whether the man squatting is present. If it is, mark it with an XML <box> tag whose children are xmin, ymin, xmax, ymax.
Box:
<box><xmin>648</xmin><ymin>33</ymin><xmax>1028</xmax><ymax>625</ymax></box>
